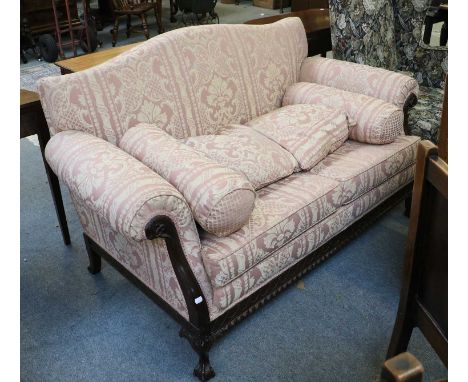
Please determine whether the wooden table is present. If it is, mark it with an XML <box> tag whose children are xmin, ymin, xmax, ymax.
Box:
<box><xmin>21</xmin><ymin>89</ymin><xmax>71</xmax><ymax>245</ymax></box>
<box><xmin>56</xmin><ymin>42</ymin><xmax>141</xmax><ymax>74</ymax></box>
<box><xmin>245</xmin><ymin>9</ymin><xmax>331</xmax><ymax>57</ymax></box>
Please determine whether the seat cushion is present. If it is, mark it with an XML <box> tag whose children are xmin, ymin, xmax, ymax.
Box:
<box><xmin>310</xmin><ymin>135</ymin><xmax>420</xmax><ymax>204</ymax></box>
<box><xmin>283</xmin><ymin>82</ymin><xmax>404</xmax><ymax>144</ymax></box>
<box><xmin>201</xmin><ymin>135</ymin><xmax>419</xmax><ymax>292</ymax></box>
<box><xmin>119</xmin><ymin>124</ymin><xmax>256</xmax><ymax>237</ymax></box>
<box><xmin>209</xmin><ymin>165</ymin><xmax>415</xmax><ymax>315</ymax></box>
<box><xmin>245</xmin><ymin>104</ymin><xmax>349</xmax><ymax>170</ymax></box>
<box><xmin>200</xmin><ymin>172</ymin><xmax>342</xmax><ymax>288</ymax></box>
<box><xmin>183</xmin><ymin>125</ymin><xmax>298</xmax><ymax>190</ymax></box>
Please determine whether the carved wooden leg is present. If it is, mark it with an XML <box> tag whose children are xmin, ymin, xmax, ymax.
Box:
<box><xmin>179</xmin><ymin>328</ymin><xmax>215</xmax><ymax>382</ymax></box>
<box><xmin>84</xmin><ymin>234</ymin><xmax>101</xmax><ymax>274</ymax></box>
<box><xmin>194</xmin><ymin>352</ymin><xmax>215</xmax><ymax>382</ymax></box>
<box><xmin>112</xmin><ymin>16</ymin><xmax>120</xmax><ymax>47</ymax></box>
<box><xmin>126</xmin><ymin>15</ymin><xmax>131</xmax><ymax>38</ymax></box>
<box><xmin>140</xmin><ymin>14</ymin><xmax>150</xmax><ymax>40</ymax></box>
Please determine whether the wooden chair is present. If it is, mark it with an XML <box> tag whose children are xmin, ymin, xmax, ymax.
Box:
<box><xmin>386</xmin><ymin>139</ymin><xmax>448</xmax><ymax>367</ymax></box>
<box><xmin>111</xmin><ymin>0</ymin><xmax>163</xmax><ymax>47</ymax></box>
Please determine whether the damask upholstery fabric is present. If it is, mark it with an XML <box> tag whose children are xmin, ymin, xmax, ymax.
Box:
<box><xmin>209</xmin><ymin>165</ymin><xmax>415</xmax><ymax>315</ymax></box>
<box><xmin>37</xmin><ymin>18</ymin><xmax>308</xmax><ymax>145</ymax></box>
<box><xmin>200</xmin><ymin>173</ymin><xmax>341</xmax><ymax>288</ymax></box>
<box><xmin>69</xmin><ymin>190</ymin><xmax>215</xmax><ymax>320</ymax></box>
<box><xmin>183</xmin><ymin>125</ymin><xmax>298</xmax><ymax>190</ymax></box>
<box><xmin>310</xmin><ymin>136</ymin><xmax>420</xmax><ymax>204</ymax></box>
<box><xmin>200</xmin><ymin>136</ymin><xmax>417</xmax><ymax>293</ymax></box>
<box><xmin>283</xmin><ymin>82</ymin><xmax>404</xmax><ymax>144</ymax></box>
<box><xmin>45</xmin><ymin>130</ymin><xmax>194</xmax><ymax>242</ymax></box>
<box><xmin>299</xmin><ymin>57</ymin><xmax>419</xmax><ymax>109</ymax></box>
<box><xmin>119</xmin><ymin>124</ymin><xmax>256</xmax><ymax>237</ymax></box>
<box><xmin>245</xmin><ymin>104</ymin><xmax>349</xmax><ymax>170</ymax></box>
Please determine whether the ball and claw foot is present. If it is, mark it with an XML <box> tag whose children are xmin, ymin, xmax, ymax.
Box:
<box><xmin>179</xmin><ymin>328</ymin><xmax>215</xmax><ymax>381</ymax></box>
<box><xmin>193</xmin><ymin>356</ymin><xmax>215</xmax><ymax>382</ymax></box>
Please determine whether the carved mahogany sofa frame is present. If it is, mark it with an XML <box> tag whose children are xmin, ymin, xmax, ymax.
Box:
<box><xmin>83</xmin><ymin>183</ymin><xmax>412</xmax><ymax>381</ymax></box>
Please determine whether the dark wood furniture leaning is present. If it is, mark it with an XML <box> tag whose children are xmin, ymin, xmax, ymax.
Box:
<box><xmin>386</xmin><ymin>140</ymin><xmax>448</xmax><ymax>367</ymax></box>
<box><xmin>20</xmin><ymin>89</ymin><xmax>71</xmax><ymax>246</ymax></box>
<box><xmin>110</xmin><ymin>0</ymin><xmax>163</xmax><ymax>47</ymax></box>
<box><xmin>245</xmin><ymin>10</ymin><xmax>332</xmax><ymax>57</ymax></box>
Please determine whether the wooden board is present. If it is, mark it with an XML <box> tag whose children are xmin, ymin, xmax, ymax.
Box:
<box><xmin>56</xmin><ymin>42</ymin><xmax>142</xmax><ymax>74</ymax></box>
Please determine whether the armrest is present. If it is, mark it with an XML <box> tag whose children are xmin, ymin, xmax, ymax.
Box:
<box><xmin>299</xmin><ymin>57</ymin><xmax>419</xmax><ymax>109</ymax></box>
<box><xmin>45</xmin><ymin>130</ymin><xmax>195</xmax><ymax>242</ymax></box>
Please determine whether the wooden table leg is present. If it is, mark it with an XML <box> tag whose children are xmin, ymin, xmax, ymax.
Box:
<box><xmin>36</xmin><ymin>114</ymin><xmax>71</xmax><ymax>246</ymax></box>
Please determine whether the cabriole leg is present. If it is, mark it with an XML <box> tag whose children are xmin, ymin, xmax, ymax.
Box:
<box><xmin>179</xmin><ymin>328</ymin><xmax>215</xmax><ymax>381</ymax></box>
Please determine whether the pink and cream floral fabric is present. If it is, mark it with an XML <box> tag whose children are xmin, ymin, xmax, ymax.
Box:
<box><xmin>119</xmin><ymin>124</ymin><xmax>256</xmax><ymax>237</ymax></box>
<box><xmin>201</xmin><ymin>136</ymin><xmax>417</xmax><ymax>292</ymax></box>
<box><xmin>44</xmin><ymin>130</ymin><xmax>194</xmax><ymax>242</ymax></box>
<box><xmin>310</xmin><ymin>135</ymin><xmax>419</xmax><ymax>204</ymax></box>
<box><xmin>299</xmin><ymin>57</ymin><xmax>419</xmax><ymax>109</ymax></box>
<box><xmin>245</xmin><ymin>104</ymin><xmax>349</xmax><ymax>170</ymax></box>
<box><xmin>283</xmin><ymin>82</ymin><xmax>404</xmax><ymax>144</ymax></box>
<box><xmin>37</xmin><ymin>18</ymin><xmax>307</xmax><ymax>145</ymax></box>
<box><xmin>200</xmin><ymin>172</ymin><xmax>341</xmax><ymax>288</ymax></box>
<box><xmin>183</xmin><ymin>125</ymin><xmax>298</xmax><ymax>190</ymax></box>
<box><xmin>70</xmin><ymin>190</ymin><xmax>215</xmax><ymax>320</ymax></box>
<box><xmin>38</xmin><ymin>18</ymin><xmax>422</xmax><ymax>323</ymax></box>
<box><xmin>210</xmin><ymin>165</ymin><xmax>415</xmax><ymax>314</ymax></box>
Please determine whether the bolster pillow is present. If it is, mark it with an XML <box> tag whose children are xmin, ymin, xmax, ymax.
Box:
<box><xmin>119</xmin><ymin>124</ymin><xmax>256</xmax><ymax>237</ymax></box>
<box><xmin>283</xmin><ymin>82</ymin><xmax>404</xmax><ymax>145</ymax></box>
<box><xmin>299</xmin><ymin>56</ymin><xmax>419</xmax><ymax>109</ymax></box>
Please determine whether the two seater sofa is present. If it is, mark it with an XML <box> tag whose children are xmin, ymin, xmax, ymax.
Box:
<box><xmin>38</xmin><ymin>18</ymin><xmax>420</xmax><ymax>381</ymax></box>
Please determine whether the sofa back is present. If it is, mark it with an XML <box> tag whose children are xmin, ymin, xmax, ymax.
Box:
<box><xmin>38</xmin><ymin>18</ymin><xmax>308</xmax><ymax>145</ymax></box>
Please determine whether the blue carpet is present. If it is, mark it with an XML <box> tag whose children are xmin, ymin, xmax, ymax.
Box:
<box><xmin>21</xmin><ymin>139</ymin><xmax>447</xmax><ymax>381</ymax></box>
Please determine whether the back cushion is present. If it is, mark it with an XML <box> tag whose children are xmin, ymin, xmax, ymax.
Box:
<box><xmin>246</xmin><ymin>104</ymin><xmax>349</xmax><ymax>171</ymax></box>
<box><xmin>38</xmin><ymin>18</ymin><xmax>308</xmax><ymax>145</ymax></box>
<box><xmin>184</xmin><ymin>125</ymin><xmax>298</xmax><ymax>190</ymax></box>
